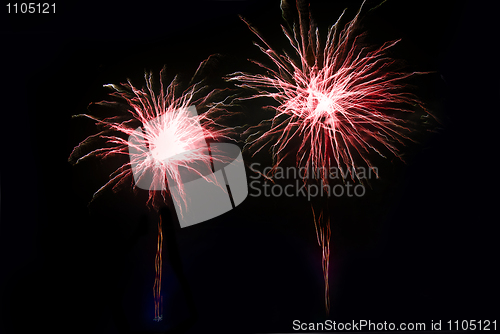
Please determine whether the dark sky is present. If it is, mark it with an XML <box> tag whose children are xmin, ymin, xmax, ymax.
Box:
<box><xmin>1</xmin><ymin>1</ymin><xmax>498</xmax><ymax>333</ymax></box>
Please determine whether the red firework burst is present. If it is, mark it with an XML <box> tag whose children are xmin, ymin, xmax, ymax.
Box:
<box><xmin>228</xmin><ymin>0</ymin><xmax>432</xmax><ymax>314</ymax></box>
<box><xmin>69</xmin><ymin>61</ymin><xmax>230</xmax><ymax>322</ymax></box>
<box><xmin>70</xmin><ymin>66</ymin><xmax>228</xmax><ymax>209</ymax></box>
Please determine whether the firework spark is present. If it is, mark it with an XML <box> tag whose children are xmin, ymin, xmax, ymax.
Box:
<box><xmin>228</xmin><ymin>0</ymin><xmax>431</xmax><ymax>314</ymax></box>
<box><xmin>69</xmin><ymin>62</ymin><xmax>231</xmax><ymax>322</ymax></box>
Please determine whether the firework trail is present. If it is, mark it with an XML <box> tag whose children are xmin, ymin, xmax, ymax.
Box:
<box><xmin>228</xmin><ymin>0</ymin><xmax>432</xmax><ymax>314</ymax></box>
<box><xmin>69</xmin><ymin>59</ymin><xmax>232</xmax><ymax>322</ymax></box>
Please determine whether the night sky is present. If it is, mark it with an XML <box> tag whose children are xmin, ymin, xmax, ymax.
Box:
<box><xmin>1</xmin><ymin>1</ymin><xmax>498</xmax><ymax>333</ymax></box>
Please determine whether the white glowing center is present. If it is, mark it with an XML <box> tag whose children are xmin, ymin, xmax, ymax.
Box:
<box><xmin>150</xmin><ymin>126</ymin><xmax>188</xmax><ymax>163</ymax></box>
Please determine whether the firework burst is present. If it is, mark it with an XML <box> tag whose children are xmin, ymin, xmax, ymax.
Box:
<box><xmin>70</xmin><ymin>65</ymin><xmax>230</xmax><ymax>209</ymax></box>
<box><xmin>69</xmin><ymin>59</ymin><xmax>232</xmax><ymax>322</ymax></box>
<box><xmin>228</xmin><ymin>0</ymin><xmax>432</xmax><ymax>314</ymax></box>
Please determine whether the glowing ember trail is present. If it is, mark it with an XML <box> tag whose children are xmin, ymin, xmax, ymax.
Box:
<box><xmin>228</xmin><ymin>0</ymin><xmax>431</xmax><ymax>314</ymax></box>
<box><xmin>69</xmin><ymin>64</ymin><xmax>229</xmax><ymax>322</ymax></box>
<box><xmin>154</xmin><ymin>212</ymin><xmax>163</xmax><ymax>321</ymax></box>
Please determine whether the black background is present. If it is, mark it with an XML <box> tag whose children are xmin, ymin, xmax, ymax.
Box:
<box><xmin>1</xmin><ymin>0</ymin><xmax>498</xmax><ymax>333</ymax></box>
